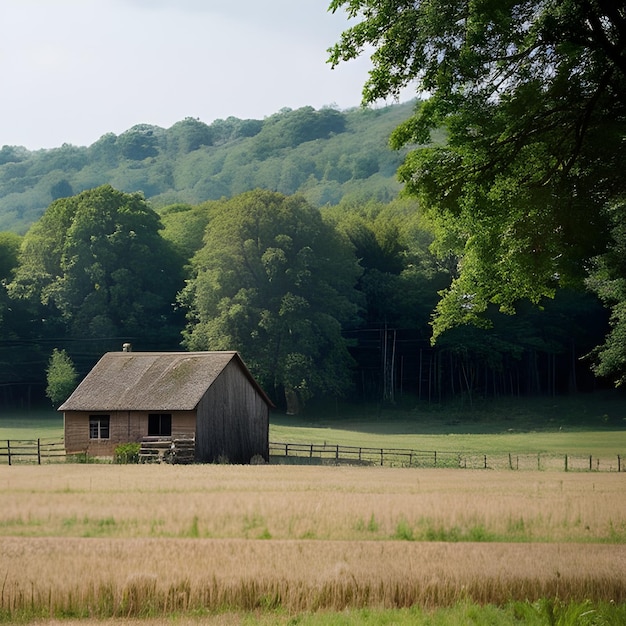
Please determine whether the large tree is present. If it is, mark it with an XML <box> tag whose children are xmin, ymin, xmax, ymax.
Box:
<box><xmin>8</xmin><ymin>185</ymin><xmax>183</xmax><ymax>346</ymax></box>
<box><xmin>328</xmin><ymin>1</ymin><xmax>626</xmax><ymax>378</ymax></box>
<box><xmin>180</xmin><ymin>189</ymin><xmax>363</xmax><ymax>411</ymax></box>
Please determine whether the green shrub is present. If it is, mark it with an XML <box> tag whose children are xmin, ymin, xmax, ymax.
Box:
<box><xmin>394</xmin><ymin>518</ymin><xmax>414</xmax><ymax>541</ymax></box>
<box><xmin>114</xmin><ymin>442</ymin><xmax>140</xmax><ymax>464</ymax></box>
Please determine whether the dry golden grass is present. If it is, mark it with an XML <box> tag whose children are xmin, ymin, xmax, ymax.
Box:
<box><xmin>0</xmin><ymin>465</ymin><xmax>624</xmax><ymax>542</ymax></box>
<box><xmin>2</xmin><ymin>536</ymin><xmax>625</xmax><ymax>617</ymax></box>
<box><xmin>0</xmin><ymin>464</ymin><xmax>625</xmax><ymax>619</ymax></box>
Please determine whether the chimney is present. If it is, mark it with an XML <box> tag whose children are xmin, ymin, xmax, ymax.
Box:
<box><xmin>122</xmin><ymin>343</ymin><xmax>132</xmax><ymax>352</ymax></box>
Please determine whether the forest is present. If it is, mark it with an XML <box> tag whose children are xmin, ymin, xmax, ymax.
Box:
<box><xmin>0</xmin><ymin>182</ymin><xmax>610</xmax><ymax>412</ymax></box>
<box><xmin>1</xmin><ymin>0</ymin><xmax>624</xmax><ymax>412</ymax></box>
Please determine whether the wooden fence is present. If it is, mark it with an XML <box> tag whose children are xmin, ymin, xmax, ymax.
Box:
<box><xmin>0</xmin><ymin>438</ymin><xmax>623</xmax><ymax>471</ymax></box>
<box><xmin>0</xmin><ymin>438</ymin><xmax>66</xmax><ymax>465</ymax></box>
<box><xmin>269</xmin><ymin>441</ymin><xmax>625</xmax><ymax>472</ymax></box>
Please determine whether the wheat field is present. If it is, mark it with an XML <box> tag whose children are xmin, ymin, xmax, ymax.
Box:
<box><xmin>1</xmin><ymin>464</ymin><xmax>624</xmax><ymax>542</ymax></box>
<box><xmin>1</xmin><ymin>464</ymin><xmax>625</xmax><ymax>621</ymax></box>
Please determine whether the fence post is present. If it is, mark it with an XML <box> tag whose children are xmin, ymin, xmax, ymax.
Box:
<box><xmin>336</xmin><ymin>444</ymin><xmax>339</xmax><ymax>461</ymax></box>
<box><xmin>309</xmin><ymin>444</ymin><xmax>313</xmax><ymax>458</ymax></box>
<box><xmin>619</xmin><ymin>455</ymin><xmax>622</xmax><ymax>472</ymax></box>
<box><xmin>434</xmin><ymin>451</ymin><xmax>437</xmax><ymax>467</ymax></box>
<box><xmin>284</xmin><ymin>443</ymin><xmax>288</xmax><ymax>457</ymax></box>
<box><xmin>7</xmin><ymin>440</ymin><xmax>11</xmax><ymax>466</ymax></box>
<box><xmin>37</xmin><ymin>438</ymin><xmax>41</xmax><ymax>465</ymax></box>
<box><xmin>589</xmin><ymin>455</ymin><xmax>592</xmax><ymax>471</ymax></box>
<box><xmin>484</xmin><ymin>455</ymin><xmax>487</xmax><ymax>469</ymax></box>
<box><xmin>380</xmin><ymin>448</ymin><xmax>383</xmax><ymax>466</ymax></box>
<box><xmin>565</xmin><ymin>454</ymin><xmax>568</xmax><ymax>472</ymax></box>
<box><xmin>508</xmin><ymin>453</ymin><xmax>512</xmax><ymax>470</ymax></box>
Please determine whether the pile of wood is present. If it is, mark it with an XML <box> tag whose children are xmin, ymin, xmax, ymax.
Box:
<box><xmin>139</xmin><ymin>436</ymin><xmax>195</xmax><ymax>464</ymax></box>
<box><xmin>169</xmin><ymin>437</ymin><xmax>195</xmax><ymax>464</ymax></box>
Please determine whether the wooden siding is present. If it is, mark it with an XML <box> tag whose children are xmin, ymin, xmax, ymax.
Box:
<box><xmin>195</xmin><ymin>359</ymin><xmax>269</xmax><ymax>463</ymax></box>
<box><xmin>64</xmin><ymin>410</ymin><xmax>195</xmax><ymax>457</ymax></box>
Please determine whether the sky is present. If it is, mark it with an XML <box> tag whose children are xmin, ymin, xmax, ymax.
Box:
<box><xmin>0</xmin><ymin>0</ymin><xmax>410</xmax><ymax>150</ymax></box>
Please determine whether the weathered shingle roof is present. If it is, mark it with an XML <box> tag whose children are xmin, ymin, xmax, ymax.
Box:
<box><xmin>59</xmin><ymin>351</ymin><xmax>273</xmax><ymax>412</ymax></box>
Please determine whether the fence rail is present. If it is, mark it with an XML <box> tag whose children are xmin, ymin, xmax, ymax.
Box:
<box><xmin>0</xmin><ymin>438</ymin><xmax>66</xmax><ymax>465</ymax></box>
<box><xmin>269</xmin><ymin>441</ymin><xmax>625</xmax><ymax>472</ymax></box>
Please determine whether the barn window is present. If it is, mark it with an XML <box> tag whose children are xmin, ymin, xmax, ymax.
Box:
<box><xmin>89</xmin><ymin>415</ymin><xmax>110</xmax><ymax>439</ymax></box>
<box><xmin>148</xmin><ymin>413</ymin><xmax>172</xmax><ymax>436</ymax></box>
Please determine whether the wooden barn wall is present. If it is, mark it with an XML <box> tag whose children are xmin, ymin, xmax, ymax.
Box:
<box><xmin>64</xmin><ymin>410</ymin><xmax>195</xmax><ymax>456</ymax></box>
<box><xmin>195</xmin><ymin>361</ymin><xmax>269</xmax><ymax>464</ymax></box>
<box><xmin>64</xmin><ymin>412</ymin><xmax>91</xmax><ymax>454</ymax></box>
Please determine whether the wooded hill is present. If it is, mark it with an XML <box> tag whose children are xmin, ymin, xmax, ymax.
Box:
<box><xmin>0</xmin><ymin>102</ymin><xmax>416</xmax><ymax>234</ymax></box>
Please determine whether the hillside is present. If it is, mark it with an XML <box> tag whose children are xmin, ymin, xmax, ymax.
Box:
<box><xmin>0</xmin><ymin>101</ymin><xmax>417</xmax><ymax>233</ymax></box>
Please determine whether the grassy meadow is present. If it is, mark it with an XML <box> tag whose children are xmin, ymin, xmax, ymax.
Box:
<box><xmin>2</xmin><ymin>392</ymin><xmax>626</xmax><ymax>457</ymax></box>
<box><xmin>272</xmin><ymin>393</ymin><xmax>626</xmax><ymax>456</ymax></box>
<box><xmin>0</xmin><ymin>408</ymin><xmax>64</xmax><ymax>440</ymax></box>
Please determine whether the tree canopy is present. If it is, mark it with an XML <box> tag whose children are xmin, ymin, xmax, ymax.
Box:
<box><xmin>8</xmin><ymin>185</ymin><xmax>183</xmax><ymax>344</ymax></box>
<box><xmin>0</xmin><ymin>231</ymin><xmax>20</xmax><ymax>282</ymax></box>
<box><xmin>329</xmin><ymin>1</ymin><xmax>626</xmax><ymax>380</ymax></box>
<box><xmin>180</xmin><ymin>190</ymin><xmax>363</xmax><ymax>411</ymax></box>
<box><xmin>585</xmin><ymin>203</ymin><xmax>626</xmax><ymax>384</ymax></box>
<box><xmin>0</xmin><ymin>231</ymin><xmax>21</xmax><ymax>328</ymax></box>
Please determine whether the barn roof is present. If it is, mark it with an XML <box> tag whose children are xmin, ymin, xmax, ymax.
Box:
<box><xmin>58</xmin><ymin>351</ymin><xmax>274</xmax><ymax>412</ymax></box>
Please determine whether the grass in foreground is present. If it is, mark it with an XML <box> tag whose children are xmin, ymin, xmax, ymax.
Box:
<box><xmin>15</xmin><ymin>601</ymin><xmax>626</xmax><ymax>625</ymax></box>
<box><xmin>0</xmin><ymin>465</ymin><xmax>625</xmax><ymax>622</ymax></box>
<box><xmin>2</xmin><ymin>537</ymin><xmax>625</xmax><ymax>621</ymax></box>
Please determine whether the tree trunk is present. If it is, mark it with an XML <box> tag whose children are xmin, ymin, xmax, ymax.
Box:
<box><xmin>285</xmin><ymin>388</ymin><xmax>301</xmax><ymax>415</ymax></box>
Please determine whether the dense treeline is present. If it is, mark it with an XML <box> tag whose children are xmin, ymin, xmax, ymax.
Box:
<box><xmin>0</xmin><ymin>103</ymin><xmax>414</xmax><ymax>234</ymax></box>
<box><xmin>0</xmin><ymin>185</ymin><xmax>609</xmax><ymax>411</ymax></box>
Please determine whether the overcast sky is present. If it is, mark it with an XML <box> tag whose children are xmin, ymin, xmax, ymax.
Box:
<box><xmin>0</xmin><ymin>0</ymin><xmax>409</xmax><ymax>150</ymax></box>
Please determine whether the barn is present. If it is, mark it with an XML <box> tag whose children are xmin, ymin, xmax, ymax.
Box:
<box><xmin>59</xmin><ymin>350</ymin><xmax>273</xmax><ymax>463</ymax></box>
